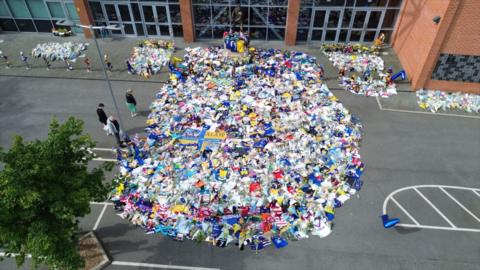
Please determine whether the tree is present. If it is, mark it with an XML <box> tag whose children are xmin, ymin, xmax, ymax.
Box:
<box><xmin>0</xmin><ymin>117</ymin><xmax>113</xmax><ymax>269</ymax></box>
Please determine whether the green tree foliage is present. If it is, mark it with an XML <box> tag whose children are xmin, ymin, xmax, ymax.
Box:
<box><xmin>0</xmin><ymin>117</ymin><xmax>113</xmax><ymax>269</ymax></box>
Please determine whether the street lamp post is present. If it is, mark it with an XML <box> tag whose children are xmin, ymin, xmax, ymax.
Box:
<box><xmin>56</xmin><ymin>19</ymin><xmax>126</xmax><ymax>134</ymax></box>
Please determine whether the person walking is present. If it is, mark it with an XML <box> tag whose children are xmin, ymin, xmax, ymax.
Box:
<box><xmin>106</xmin><ymin>116</ymin><xmax>123</xmax><ymax>146</ymax></box>
<box><xmin>2</xmin><ymin>55</ymin><xmax>11</xmax><ymax>68</ymax></box>
<box><xmin>96</xmin><ymin>103</ymin><xmax>108</xmax><ymax>125</ymax></box>
<box><xmin>42</xmin><ymin>56</ymin><xmax>51</xmax><ymax>70</ymax></box>
<box><xmin>104</xmin><ymin>54</ymin><xmax>113</xmax><ymax>72</ymax></box>
<box><xmin>126</xmin><ymin>59</ymin><xmax>134</xmax><ymax>74</ymax></box>
<box><xmin>20</xmin><ymin>52</ymin><xmax>30</xmax><ymax>70</ymax></box>
<box><xmin>84</xmin><ymin>57</ymin><xmax>91</xmax><ymax>72</ymax></box>
<box><xmin>125</xmin><ymin>89</ymin><xmax>137</xmax><ymax>117</ymax></box>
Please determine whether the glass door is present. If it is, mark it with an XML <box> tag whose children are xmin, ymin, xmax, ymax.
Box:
<box><xmin>346</xmin><ymin>9</ymin><xmax>384</xmax><ymax>43</ymax></box>
<box><xmin>117</xmin><ymin>4</ymin><xmax>135</xmax><ymax>36</ymax></box>
<box><xmin>308</xmin><ymin>8</ymin><xmax>343</xmax><ymax>42</ymax></box>
<box><xmin>102</xmin><ymin>3</ymin><xmax>136</xmax><ymax>36</ymax></box>
<box><xmin>140</xmin><ymin>3</ymin><xmax>172</xmax><ymax>38</ymax></box>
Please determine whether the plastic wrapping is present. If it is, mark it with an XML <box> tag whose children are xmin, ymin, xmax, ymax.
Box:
<box><xmin>128</xmin><ymin>39</ymin><xmax>174</xmax><ymax>78</ymax></box>
<box><xmin>31</xmin><ymin>42</ymin><xmax>88</xmax><ymax>62</ymax></box>
<box><xmin>323</xmin><ymin>47</ymin><xmax>397</xmax><ymax>98</ymax></box>
<box><xmin>112</xmin><ymin>46</ymin><xmax>365</xmax><ymax>251</ymax></box>
<box><xmin>416</xmin><ymin>89</ymin><xmax>480</xmax><ymax>113</ymax></box>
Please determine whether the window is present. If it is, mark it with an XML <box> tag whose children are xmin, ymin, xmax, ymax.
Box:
<box><xmin>356</xmin><ymin>0</ymin><xmax>388</xmax><ymax>7</ymax></box>
<box><xmin>0</xmin><ymin>18</ymin><xmax>17</xmax><ymax>31</ymax></box>
<box><xmin>89</xmin><ymin>2</ymin><xmax>104</xmax><ymax>20</ymax></box>
<box><xmin>169</xmin><ymin>4</ymin><xmax>181</xmax><ymax>23</ymax></box>
<box><xmin>47</xmin><ymin>2</ymin><xmax>64</xmax><ymax>18</ymax></box>
<box><xmin>172</xmin><ymin>24</ymin><xmax>182</xmax><ymax>36</ymax></box>
<box><xmin>34</xmin><ymin>19</ymin><xmax>52</xmax><ymax>32</ymax></box>
<box><xmin>367</xmin><ymin>11</ymin><xmax>382</xmax><ymax>28</ymax></box>
<box><xmin>6</xmin><ymin>0</ymin><xmax>30</xmax><ymax>18</ymax></box>
<box><xmin>0</xmin><ymin>1</ymin><xmax>10</xmax><ymax>16</ymax></box>
<box><xmin>131</xmin><ymin>4</ymin><xmax>141</xmax><ymax>21</ymax></box>
<box><xmin>298</xmin><ymin>8</ymin><xmax>311</xmax><ymax>27</ymax></box>
<box><xmin>315</xmin><ymin>0</ymin><xmax>345</xmax><ymax>7</ymax></box>
<box><xmin>269</xmin><ymin>7</ymin><xmax>286</xmax><ymax>26</ymax></box>
<box><xmin>193</xmin><ymin>5</ymin><xmax>210</xmax><ymax>24</ymax></box>
<box><xmin>382</xmin><ymin>9</ymin><xmax>397</xmax><ymax>28</ymax></box>
<box><xmin>296</xmin><ymin>28</ymin><xmax>309</xmax><ymax>41</ymax></box>
<box><xmin>66</xmin><ymin>3</ymin><xmax>79</xmax><ymax>20</ymax></box>
<box><xmin>15</xmin><ymin>19</ymin><xmax>36</xmax><ymax>31</ymax></box>
<box><xmin>26</xmin><ymin>0</ymin><xmax>49</xmax><ymax>19</ymax></box>
<box><xmin>388</xmin><ymin>0</ymin><xmax>402</xmax><ymax>7</ymax></box>
<box><xmin>363</xmin><ymin>30</ymin><xmax>376</xmax><ymax>41</ymax></box>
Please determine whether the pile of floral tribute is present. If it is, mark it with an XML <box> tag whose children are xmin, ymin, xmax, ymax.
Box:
<box><xmin>112</xmin><ymin>46</ymin><xmax>365</xmax><ymax>251</ymax></box>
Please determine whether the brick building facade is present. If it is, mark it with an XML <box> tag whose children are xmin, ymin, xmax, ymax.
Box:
<box><xmin>0</xmin><ymin>0</ymin><xmax>478</xmax><ymax>93</ymax></box>
<box><xmin>392</xmin><ymin>0</ymin><xmax>480</xmax><ymax>93</ymax></box>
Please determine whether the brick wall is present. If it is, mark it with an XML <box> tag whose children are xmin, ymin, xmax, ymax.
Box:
<box><xmin>441</xmin><ymin>0</ymin><xmax>480</xmax><ymax>55</ymax></box>
<box><xmin>427</xmin><ymin>0</ymin><xmax>480</xmax><ymax>93</ymax></box>
<box><xmin>392</xmin><ymin>0</ymin><xmax>480</xmax><ymax>93</ymax></box>
<box><xmin>391</xmin><ymin>0</ymin><xmax>450</xmax><ymax>89</ymax></box>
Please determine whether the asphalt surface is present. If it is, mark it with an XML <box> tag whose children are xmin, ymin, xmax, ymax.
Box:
<box><xmin>0</xmin><ymin>74</ymin><xmax>479</xmax><ymax>270</ymax></box>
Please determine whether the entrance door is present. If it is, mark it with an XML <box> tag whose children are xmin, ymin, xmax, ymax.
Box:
<box><xmin>140</xmin><ymin>4</ymin><xmax>172</xmax><ymax>38</ymax></box>
<box><xmin>102</xmin><ymin>3</ymin><xmax>136</xmax><ymax>36</ymax></box>
<box><xmin>308</xmin><ymin>8</ymin><xmax>386</xmax><ymax>43</ymax></box>
<box><xmin>308</xmin><ymin>8</ymin><xmax>343</xmax><ymax>42</ymax></box>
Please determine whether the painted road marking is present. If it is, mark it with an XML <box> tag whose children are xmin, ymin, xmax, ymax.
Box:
<box><xmin>0</xmin><ymin>252</ymin><xmax>32</xmax><ymax>258</ymax></box>
<box><xmin>111</xmin><ymin>261</ymin><xmax>221</xmax><ymax>270</ymax></box>
<box><xmin>413</xmin><ymin>188</ymin><xmax>456</xmax><ymax>228</ymax></box>
<box><xmin>439</xmin><ymin>187</ymin><xmax>480</xmax><ymax>223</ymax></box>
<box><xmin>383</xmin><ymin>185</ymin><xmax>480</xmax><ymax>232</ymax></box>
<box><xmin>375</xmin><ymin>96</ymin><xmax>480</xmax><ymax>120</ymax></box>
<box><xmin>394</xmin><ymin>224</ymin><xmax>480</xmax><ymax>233</ymax></box>
<box><xmin>93</xmin><ymin>203</ymin><xmax>108</xmax><ymax>231</ymax></box>
<box><xmin>92</xmin><ymin>147</ymin><xmax>115</xmax><ymax>151</ymax></box>
<box><xmin>90</xmin><ymin>201</ymin><xmax>114</xmax><ymax>206</ymax></box>
<box><xmin>390</xmin><ymin>197</ymin><xmax>420</xmax><ymax>225</ymax></box>
<box><xmin>92</xmin><ymin>157</ymin><xmax>117</xmax><ymax>162</ymax></box>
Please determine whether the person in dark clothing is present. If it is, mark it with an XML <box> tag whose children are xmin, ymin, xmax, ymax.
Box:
<box><xmin>125</xmin><ymin>89</ymin><xmax>137</xmax><ymax>117</ymax></box>
<box><xmin>97</xmin><ymin>103</ymin><xmax>108</xmax><ymax>125</ymax></box>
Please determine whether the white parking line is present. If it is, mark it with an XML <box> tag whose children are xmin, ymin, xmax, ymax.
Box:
<box><xmin>395</xmin><ymin>224</ymin><xmax>480</xmax><ymax>233</ymax></box>
<box><xmin>111</xmin><ymin>261</ymin><xmax>221</xmax><ymax>270</ymax></box>
<box><xmin>390</xmin><ymin>197</ymin><xmax>420</xmax><ymax>225</ymax></box>
<box><xmin>92</xmin><ymin>147</ymin><xmax>115</xmax><ymax>151</ymax></box>
<box><xmin>92</xmin><ymin>157</ymin><xmax>118</xmax><ymax>162</ymax></box>
<box><xmin>0</xmin><ymin>252</ymin><xmax>32</xmax><ymax>258</ymax></box>
<box><xmin>413</xmin><ymin>188</ymin><xmax>456</xmax><ymax>228</ymax></box>
<box><xmin>90</xmin><ymin>201</ymin><xmax>114</xmax><ymax>206</ymax></box>
<box><xmin>93</xmin><ymin>203</ymin><xmax>108</xmax><ymax>231</ymax></box>
<box><xmin>383</xmin><ymin>185</ymin><xmax>480</xmax><ymax>233</ymax></box>
<box><xmin>439</xmin><ymin>187</ymin><xmax>480</xmax><ymax>223</ymax></box>
<box><xmin>375</xmin><ymin>96</ymin><xmax>480</xmax><ymax>120</ymax></box>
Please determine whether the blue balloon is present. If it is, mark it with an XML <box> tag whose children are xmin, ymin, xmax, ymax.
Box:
<box><xmin>381</xmin><ymin>214</ymin><xmax>400</xmax><ymax>228</ymax></box>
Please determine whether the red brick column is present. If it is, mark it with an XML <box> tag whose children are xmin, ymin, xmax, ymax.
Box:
<box><xmin>179</xmin><ymin>0</ymin><xmax>195</xmax><ymax>43</ymax></box>
<box><xmin>285</xmin><ymin>0</ymin><xmax>300</xmax><ymax>46</ymax></box>
<box><xmin>73</xmin><ymin>0</ymin><xmax>94</xmax><ymax>39</ymax></box>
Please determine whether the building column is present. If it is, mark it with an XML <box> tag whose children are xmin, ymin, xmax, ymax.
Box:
<box><xmin>73</xmin><ymin>0</ymin><xmax>94</xmax><ymax>39</ymax></box>
<box><xmin>284</xmin><ymin>0</ymin><xmax>300</xmax><ymax>46</ymax></box>
<box><xmin>179</xmin><ymin>0</ymin><xmax>195</xmax><ymax>43</ymax></box>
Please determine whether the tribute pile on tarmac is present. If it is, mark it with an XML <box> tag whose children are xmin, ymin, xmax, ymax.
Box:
<box><xmin>112</xmin><ymin>46</ymin><xmax>365</xmax><ymax>251</ymax></box>
<box><xmin>322</xmin><ymin>43</ymin><xmax>397</xmax><ymax>97</ymax></box>
<box><xmin>128</xmin><ymin>39</ymin><xmax>174</xmax><ymax>78</ymax></box>
<box><xmin>31</xmin><ymin>42</ymin><xmax>88</xmax><ymax>62</ymax></box>
<box><xmin>417</xmin><ymin>89</ymin><xmax>480</xmax><ymax>113</ymax></box>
